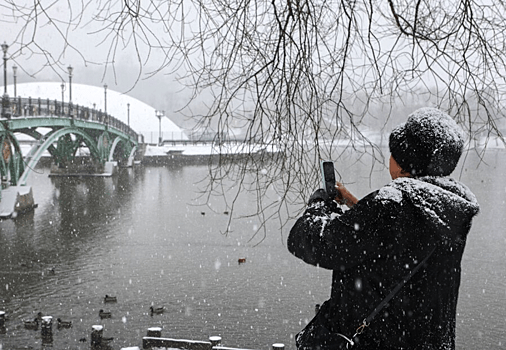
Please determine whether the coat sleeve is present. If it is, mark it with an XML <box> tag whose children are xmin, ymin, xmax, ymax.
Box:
<box><xmin>288</xmin><ymin>191</ymin><xmax>401</xmax><ymax>270</ymax></box>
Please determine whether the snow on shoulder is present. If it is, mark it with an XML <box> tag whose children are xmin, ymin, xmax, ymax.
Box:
<box><xmin>375</xmin><ymin>185</ymin><xmax>403</xmax><ymax>203</ymax></box>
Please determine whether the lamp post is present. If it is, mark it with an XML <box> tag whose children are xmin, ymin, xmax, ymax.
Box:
<box><xmin>2</xmin><ymin>42</ymin><xmax>7</xmax><ymax>95</ymax></box>
<box><xmin>12</xmin><ymin>65</ymin><xmax>17</xmax><ymax>98</ymax></box>
<box><xmin>127</xmin><ymin>103</ymin><xmax>130</xmax><ymax>127</ymax></box>
<box><xmin>60</xmin><ymin>82</ymin><xmax>65</xmax><ymax>116</ymax></box>
<box><xmin>67</xmin><ymin>65</ymin><xmax>73</xmax><ymax>103</ymax></box>
<box><xmin>155</xmin><ymin>110</ymin><xmax>164</xmax><ymax>145</ymax></box>
<box><xmin>1</xmin><ymin>42</ymin><xmax>10</xmax><ymax>119</ymax></box>
<box><xmin>104</xmin><ymin>84</ymin><xmax>108</xmax><ymax>115</ymax></box>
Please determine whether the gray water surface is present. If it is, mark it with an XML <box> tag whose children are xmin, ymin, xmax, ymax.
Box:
<box><xmin>0</xmin><ymin>149</ymin><xmax>504</xmax><ymax>350</ymax></box>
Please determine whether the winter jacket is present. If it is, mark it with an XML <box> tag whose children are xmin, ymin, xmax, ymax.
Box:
<box><xmin>288</xmin><ymin>176</ymin><xmax>480</xmax><ymax>350</ymax></box>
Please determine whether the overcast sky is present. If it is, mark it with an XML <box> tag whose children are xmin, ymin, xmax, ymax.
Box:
<box><xmin>1</xmin><ymin>0</ymin><xmax>207</xmax><ymax>130</ymax></box>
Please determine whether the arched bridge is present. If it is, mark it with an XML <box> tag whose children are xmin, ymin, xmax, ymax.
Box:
<box><xmin>0</xmin><ymin>96</ymin><xmax>142</xmax><ymax>217</ymax></box>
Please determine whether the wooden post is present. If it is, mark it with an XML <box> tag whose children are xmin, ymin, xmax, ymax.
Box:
<box><xmin>209</xmin><ymin>336</ymin><xmax>222</xmax><ymax>347</ymax></box>
<box><xmin>147</xmin><ymin>327</ymin><xmax>162</xmax><ymax>337</ymax></box>
<box><xmin>91</xmin><ymin>325</ymin><xmax>104</xmax><ymax>346</ymax></box>
<box><xmin>0</xmin><ymin>311</ymin><xmax>5</xmax><ymax>327</ymax></box>
<box><xmin>41</xmin><ymin>316</ymin><xmax>53</xmax><ymax>335</ymax></box>
<box><xmin>41</xmin><ymin>316</ymin><xmax>53</xmax><ymax>345</ymax></box>
<box><xmin>272</xmin><ymin>343</ymin><xmax>285</xmax><ymax>350</ymax></box>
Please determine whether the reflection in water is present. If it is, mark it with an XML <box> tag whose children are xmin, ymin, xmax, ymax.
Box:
<box><xmin>0</xmin><ymin>150</ymin><xmax>505</xmax><ymax>350</ymax></box>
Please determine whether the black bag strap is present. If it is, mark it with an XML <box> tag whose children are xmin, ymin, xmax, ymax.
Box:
<box><xmin>306</xmin><ymin>247</ymin><xmax>438</xmax><ymax>349</ymax></box>
<box><xmin>357</xmin><ymin>246</ymin><xmax>437</xmax><ymax>333</ymax></box>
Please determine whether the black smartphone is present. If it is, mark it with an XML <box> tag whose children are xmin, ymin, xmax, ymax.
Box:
<box><xmin>320</xmin><ymin>160</ymin><xmax>337</xmax><ymax>198</ymax></box>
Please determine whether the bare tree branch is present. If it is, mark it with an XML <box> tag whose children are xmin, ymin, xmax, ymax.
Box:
<box><xmin>3</xmin><ymin>0</ymin><xmax>506</xmax><ymax>237</ymax></box>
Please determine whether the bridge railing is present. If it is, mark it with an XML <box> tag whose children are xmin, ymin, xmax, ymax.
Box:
<box><xmin>4</xmin><ymin>96</ymin><xmax>143</xmax><ymax>143</ymax></box>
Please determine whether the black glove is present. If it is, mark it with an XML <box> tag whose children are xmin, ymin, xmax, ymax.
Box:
<box><xmin>308</xmin><ymin>189</ymin><xmax>330</xmax><ymax>205</ymax></box>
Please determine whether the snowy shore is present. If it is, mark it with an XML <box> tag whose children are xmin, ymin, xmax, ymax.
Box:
<box><xmin>141</xmin><ymin>142</ymin><xmax>280</xmax><ymax>165</ymax></box>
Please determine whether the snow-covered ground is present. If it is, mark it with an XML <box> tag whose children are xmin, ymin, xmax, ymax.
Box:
<box><xmin>15</xmin><ymin>141</ymin><xmax>278</xmax><ymax>160</ymax></box>
<box><xmin>144</xmin><ymin>142</ymin><xmax>278</xmax><ymax>156</ymax></box>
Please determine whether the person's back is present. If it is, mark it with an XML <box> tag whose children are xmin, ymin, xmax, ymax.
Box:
<box><xmin>323</xmin><ymin>177</ymin><xmax>478</xmax><ymax>349</ymax></box>
<box><xmin>288</xmin><ymin>108</ymin><xmax>480</xmax><ymax>349</ymax></box>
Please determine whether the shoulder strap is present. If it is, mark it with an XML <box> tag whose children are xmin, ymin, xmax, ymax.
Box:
<box><xmin>364</xmin><ymin>246</ymin><xmax>437</xmax><ymax>325</ymax></box>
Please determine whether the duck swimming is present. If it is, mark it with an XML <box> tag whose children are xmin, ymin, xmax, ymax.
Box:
<box><xmin>150</xmin><ymin>306</ymin><xmax>165</xmax><ymax>315</ymax></box>
<box><xmin>57</xmin><ymin>318</ymin><xmax>72</xmax><ymax>328</ymax></box>
<box><xmin>104</xmin><ymin>295</ymin><xmax>117</xmax><ymax>303</ymax></box>
<box><xmin>22</xmin><ymin>318</ymin><xmax>39</xmax><ymax>330</ymax></box>
<box><xmin>98</xmin><ymin>310</ymin><xmax>112</xmax><ymax>319</ymax></box>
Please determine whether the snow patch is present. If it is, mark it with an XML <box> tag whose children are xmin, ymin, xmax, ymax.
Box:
<box><xmin>408</xmin><ymin>107</ymin><xmax>464</xmax><ymax>146</ymax></box>
<box><xmin>376</xmin><ymin>186</ymin><xmax>403</xmax><ymax>203</ymax></box>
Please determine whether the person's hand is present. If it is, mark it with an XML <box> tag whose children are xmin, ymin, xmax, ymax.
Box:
<box><xmin>334</xmin><ymin>181</ymin><xmax>358</xmax><ymax>208</ymax></box>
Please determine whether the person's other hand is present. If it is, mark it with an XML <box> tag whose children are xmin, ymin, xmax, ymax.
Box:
<box><xmin>335</xmin><ymin>181</ymin><xmax>358</xmax><ymax>208</ymax></box>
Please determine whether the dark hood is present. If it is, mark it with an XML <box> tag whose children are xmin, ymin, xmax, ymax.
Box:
<box><xmin>377</xmin><ymin>176</ymin><xmax>480</xmax><ymax>238</ymax></box>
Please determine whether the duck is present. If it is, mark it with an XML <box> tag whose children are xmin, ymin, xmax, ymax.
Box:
<box><xmin>98</xmin><ymin>309</ymin><xmax>112</xmax><ymax>319</ymax></box>
<box><xmin>22</xmin><ymin>318</ymin><xmax>39</xmax><ymax>330</ymax></box>
<box><xmin>57</xmin><ymin>318</ymin><xmax>72</xmax><ymax>328</ymax></box>
<box><xmin>104</xmin><ymin>295</ymin><xmax>117</xmax><ymax>303</ymax></box>
<box><xmin>149</xmin><ymin>306</ymin><xmax>165</xmax><ymax>315</ymax></box>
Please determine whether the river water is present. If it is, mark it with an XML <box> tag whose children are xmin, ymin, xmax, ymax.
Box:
<box><xmin>0</xmin><ymin>149</ymin><xmax>504</xmax><ymax>350</ymax></box>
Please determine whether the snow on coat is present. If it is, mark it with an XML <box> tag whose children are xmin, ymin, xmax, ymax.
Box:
<box><xmin>288</xmin><ymin>176</ymin><xmax>479</xmax><ymax>350</ymax></box>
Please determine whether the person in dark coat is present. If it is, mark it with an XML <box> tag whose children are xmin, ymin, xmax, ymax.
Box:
<box><xmin>288</xmin><ymin>108</ymin><xmax>480</xmax><ymax>350</ymax></box>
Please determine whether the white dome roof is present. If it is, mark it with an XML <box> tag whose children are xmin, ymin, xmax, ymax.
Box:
<box><xmin>9</xmin><ymin>82</ymin><xmax>187</xmax><ymax>141</ymax></box>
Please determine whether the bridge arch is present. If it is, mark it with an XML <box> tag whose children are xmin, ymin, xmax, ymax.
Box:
<box><xmin>19</xmin><ymin>127</ymin><xmax>103</xmax><ymax>185</ymax></box>
<box><xmin>108</xmin><ymin>136</ymin><xmax>137</xmax><ymax>165</ymax></box>
<box><xmin>0</xmin><ymin>93</ymin><xmax>143</xmax><ymax>218</ymax></box>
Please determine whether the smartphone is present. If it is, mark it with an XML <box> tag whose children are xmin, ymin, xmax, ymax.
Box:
<box><xmin>320</xmin><ymin>160</ymin><xmax>337</xmax><ymax>198</ymax></box>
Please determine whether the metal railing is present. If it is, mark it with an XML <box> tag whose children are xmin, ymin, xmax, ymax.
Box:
<box><xmin>3</xmin><ymin>96</ymin><xmax>142</xmax><ymax>143</ymax></box>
